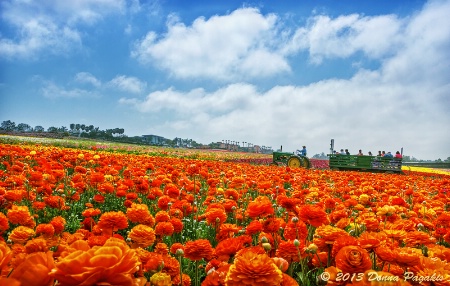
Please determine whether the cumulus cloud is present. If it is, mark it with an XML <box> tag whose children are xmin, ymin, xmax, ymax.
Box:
<box><xmin>108</xmin><ymin>75</ymin><xmax>147</xmax><ymax>94</ymax></box>
<box><xmin>122</xmin><ymin>0</ymin><xmax>450</xmax><ymax>160</ymax></box>
<box><xmin>287</xmin><ymin>13</ymin><xmax>403</xmax><ymax>64</ymax></box>
<box><xmin>0</xmin><ymin>0</ymin><xmax>125</xmax><ymax>59</ymax></box>
<box><xmin>75</xmin><ymin>72</ymin><xmax>102</xmax><ymax>87</ymax></box>
<box><xmin>41</xmin><ymin>82</ymin><xmax>99</xmax><ymax>99</ymax></box>
<box><xmin>131</xmin><ymin>8</ymin><xmax>290</xmax><ymax>81</ymax></box>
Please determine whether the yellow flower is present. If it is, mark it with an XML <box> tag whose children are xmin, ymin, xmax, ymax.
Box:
<box><xmin>150</xmin><ymin>272</ymin><xmax>172</xmax><ymax>286</ymax></box>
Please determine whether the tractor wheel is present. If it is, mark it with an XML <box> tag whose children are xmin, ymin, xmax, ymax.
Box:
<box><xmin>300</xmin><ymin>157</ymin><xmax>311</xmax><ymax>168</ymax></box>
<box><xmin>287</xmin><ymin>156</ymin><xmax>302</xmax><ymax>168</ymax></box>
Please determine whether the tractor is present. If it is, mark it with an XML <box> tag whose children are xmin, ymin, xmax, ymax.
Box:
<box><xmin>272</xmin><ymin>150</ymin><xmax>311</xmax><ymax>168</ymax></box>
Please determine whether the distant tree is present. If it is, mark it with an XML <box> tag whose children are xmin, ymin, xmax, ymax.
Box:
<box><xmin>17</xmin><ymin>123</ymin><xmax>32</xmax><ymax>132</ymax></box>
<box><xmin>58</xmin><ymin>126</ymin><xmax>68</xmax><ymax>133</ymax></box>
<box><xmin>47</xmin><ymin>126</ymin><xmax>58</xmax><ymax>133</ymax></box>
<box><xmin>70</xmin><ymin>123</ymin><xmax>75</xmax><ymax>131</ymax></box>
<box><xmin>34</xmin><ymin>126</ymin><xmax>45</xmax><ymax>132</ymax></box>
<box><xmin>1</xmin><ymin>120</ymin><xmax>16</xmax><ymax>131</ymax></box>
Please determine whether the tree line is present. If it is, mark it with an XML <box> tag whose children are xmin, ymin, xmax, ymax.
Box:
<box><xmin>1</xmin><ymin>120</ymin><xmax>125</xmax><ymax>140</ymax></box>
<box><xmin>0</xmin><ymin>120</ymin><xmax>200</xmax><ymax>147</ymax></box>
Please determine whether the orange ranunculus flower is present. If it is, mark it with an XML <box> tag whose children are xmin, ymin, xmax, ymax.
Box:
<box><xmin>35</xmin><ymin>223</ymin><xmax>55</xmax><ymax>237</ymax></box>
<box><xmin>50</xmin><ymin>216</ymin><xmax>66</xmax><ymax>234</ymax></box>
<box><xmin>127</xmin><ymin>203</ymin><xmax>155</xmax><ymax>226</ymax></box>
<box><xmin>155</xmin><ymin>221</ymin><xmax>175</xmax><ymax>237</ymax></box>
<box><xmin>0</xmin><ymin>278</ymin><xmax>21</xmax><ymax>286</ymax></box>
<box><xmin>245</xmin><ymin>196</ymin><xmax>274</xmax><ymax>218</ymax></box>
<box><xmin>0</xmin><ymin>212</ymin><xmax>9</xmax><ymax>234</ymax></box>
<box><xmin>128</xmin><ymin>224</ymin><xmax>156</xmax><ymax>248</ymax></box>
<box><xmin>404</xmin><ymin>231</ymin><xmax>436</xmax><ymax>247</ymax></box>
<box><xmin>283</xmin><ymin>220</ymin><xmax>308</xmax><ymax>241</ymax></box>
<box><xmin>314</xmin><ymin>225</ymin><xmax>349</xmax><ymax>243</ymax></box>
<box><xmin>0</xmin><ymin>241</ymin><xmax>13</xmax><ymax>275</ymax></box>
<box><xmin>392</xmin><ymin>247</ymin><xmax>421</xmax><ymax>268</ymax></box>
<box><xmin>172</xmin><ymin>273</ymin><xmax>191</xmax><ymax>286</ymax></box>
<box><xmin>155</xmin><ymin>210</ymin><xmax>170</xmax><ymax>222</ymax></box>
<box><xmin>335</xmin><ymin>245</ymin><xmax>372</xmax><ymax>274</ymax></box>
<box><xmin>8</xmin><ymin>226</ymin><xmax>35</xmax><ymax>244</ymax></box>
<box><xmin>296</xmin><ymin>204</ymin><xmax>329</xmax><ymax>227</ymax></box>
<box><xmin>215</xmin><ymin>237</ymin><xmax>248</xmax><ymax>261</ymax></box>
<box><xmin>184</xmin><ymin>239</ymin><xmax>214</xmax><ymax>261</ymax></box>
<box><xmin>225</xmin><ymin>249</ymin><xmax>283</xmax><ymax>286</ymax></box>
<box><xmin>7</xmin><ymin>205</ymin><xmax>32</xmax><ymax>225</ymax></box>
<box><xmin>82</xmin><ymin>208</ymin><xmax>102</xmax><ymax>218</ymax></box>
<box><xmin>205</xmin><ymin>208</ymin><xmax>227</xmax><ymax>225</ymax></box>
<box><xmin>281</xmin><ymin>273</ymin><xmax>299</xmax><ymax>286</ymax></box>
<box><xmin>97</xmin><ymin>211</ymin><xmax>128</xmax><ymax>234</ymax></box>
<box><xmin>25</xmin><ymin>238</ymin><xmax>48</xmax><ymax>253</ymax></box>
<box><xmin>9</xmin><ymin>251</ymin><xmax>55</xmax><ymax>286</ymax></box>
<box><xmin>246</xmin><ymin>220</ymin><xmax>264</xmax><ymax>236</ymax></box>
<box><xmin>276</xmin><ymin>240</ymin><xmax>302</xmax><ymax>264</ymax></box>
<box><xmin>50</xmin><ymin>237</ymin><xmax>140</xmax><ymax>286</ymax></box>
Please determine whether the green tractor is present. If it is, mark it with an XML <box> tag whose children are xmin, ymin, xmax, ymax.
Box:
<box><xmin>272</xmin><ymin>150</ymin><xmax>311</xmax><ymax>168</ymax></box>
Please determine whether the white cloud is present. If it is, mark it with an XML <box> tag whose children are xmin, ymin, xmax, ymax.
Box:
<box><xmin>0</xmin><ymin>0</ymin><xmax>125</xmax><ymax>59</ymax></box>
<box><xmin>41</xmin><ymin>82</ymin><xmax>98</xmax><ymax>99</ymax></box>
<box><xmin>285</xmin><ymin>13</ymin><xmax>403</xmax><ymax>64</ymax></box>
<box><xmin>108</xmin><ymin>75</ymin><xmax>147</xmax><ymax>94</ymax></box>
<box><xmin>132</xmin><ymin>7</ymin><xmax>290</xmax><ymax>81</ymax></box>
<box><xmin>75</xmin><ymin>72</ymin><xmax>102</xmax><ymax>87</ymax></box>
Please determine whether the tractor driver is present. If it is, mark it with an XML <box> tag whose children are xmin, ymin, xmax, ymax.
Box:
<box><xmin>297</xmin><ymin>146</ymin><xmax>307</xmax><ymax>156</ymax></box>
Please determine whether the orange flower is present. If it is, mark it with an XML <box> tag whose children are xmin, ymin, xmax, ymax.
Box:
<box><xmin>0</xmin><ymin>241</ymin><xmax>13</xmax><ymax>275</ymax></box>
<box><xmin>225</xmin><ymin>248</ymin><xmax>283</xmax><ymax>286</ymax></box>
<box><xmin>127</xmin><ymin>203</ymin><xmax>155</xmax><ymax>226</ymax></box>
<box><xmin>404</xmin><ymin>231</ymin><xmax>435</xmax><ymax>247</ymax></box>
<box><xmin>314</xmin><ymin>225</ymin><xmax>349</xmax><ymax>243</ymax></box>
<box><xmin>155</xmin><ymin>221</ymin><xmax>175</xmax><ymax>237</ymax></box>
<box><xmin>184</xmin><ymin>239</ymin><xmax>214</xmax><ymax>261</ymax></box>
<box><xmin>335</xmin><ymin>245</ymin><xmax>372</xmax><ymax>274</ymax></box>
<box><xmin>172</xmin><ymin>273</ymin><xmax>191</xmax><ymax>286</ymax></box>
<box><xmin>155</xmin><ymin>211</ymin><xmax>170</xmax><ymax>222</ymax></box>
<box><xmin>283</xmin><ymin>220</ymin><xmax>308</xmax><ymax>241</ymax></box>
<box><xmin>246</xmin><ymin>220</ymin><xmax>264</xmax><ymax>236</ymax></box>
<box><xmin>50</xmin><ymin>237</ymin><xmax>140</xmax><ymax>286</ymax></box>
<box><xmin>215</xmin><ymin>237</ymin><xmax>249</xmax><ymax>261</ymax></box>
<box><xmin>155</xmin><ymin>242</ymin><xmax>169</xmax><ymax>256</ymax></box>
<box><xmin>276</xmin><ymin>240</ymin><xmax>302</xmax><ymax>264</ymax></box>
<box><xmin>8</xmin><ymin>226</ymin><xmax>35</xmax><ymax>244</ymax></box>
<box><xmin>296</xmin><ymin>204</ymin><xmax>329</xmax><ymax>227</ymax></box>
<box><xmin>205</xmin><ymin>208</ymin><xmax>227</xmax><ymax>225</ymax></box>
<box><xmin>170</xmin><ymin>218</ymin><xmax>184</xmax><ymax>233</ymax></box>
<box><xmin>281</xmin><ymin>273</ymin><xmax>299</xmax><ymax>286</ymax></box>
<box><xmin>9</xmin><ymin>251</ymin><xmax>55</xmax><ymax>286</ymax></box>
<box><xmin>170</xmin><ymin>243</ymin><xmax>185</xmax><ymax>256</ymax></box>
<box><xmin>393</xmin><ymin>247</ymin><xmax>421</xmax><ymax>267</ymax></box>
<box><xmin>82</xmin><ymin>208</ymin><xmax>101</xmax><ymax>218</ymax></box>
<box><xmin>0</xmin><ymin>213</ymin><xmax>8</xmax><ymax>234</ymax></box>
<box><xmin>44</xmin><ymin>195</ymin><xmax>66</xmax><ymax>209</ymax></box>
<box><xmin>50</xmin><ymin>216</ymin><xmax>66</xmax><ymax>234</ymax></box>
<box><xmin>7</xmin><ymin>205</ymin><xmax>32</xmax><ymax>225</ymax></box>
<box><xmin>128</xmin><ymin>224</ymin><xmax>156</xmax><ymax>248</ymax></box>
<box><xmin>25</xmin><ymin>238</ymin><xmax>48</xmax><ymax>253</ymax></box>
<box><xmin>97</xmin><ymin>211</ymin><xmax>128</xmax><ymax>234</ymax></box>
<box><xmin>245</xmin><ymin>196</ymin><xmax>274</xmax><ymax>218</ymax></box>
<box><xmin>35</xmin><ymin>223</ymin><xmax>55</xmax><ymax>237</ymax></box>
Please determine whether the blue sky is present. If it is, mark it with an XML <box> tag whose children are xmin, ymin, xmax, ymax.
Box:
<box><xmin>1</xmin><ymin>0</ymin><xmax>449</xmax><ymax>160</ymax></box>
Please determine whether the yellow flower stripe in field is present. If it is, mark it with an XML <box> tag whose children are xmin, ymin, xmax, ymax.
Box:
<box><xmin>402</xmin><ymin>165</ymin><xmax>450</xmax><ymax>175</ymax></box>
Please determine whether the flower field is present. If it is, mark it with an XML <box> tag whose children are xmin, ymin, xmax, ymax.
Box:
<box><xmin>1</xmin><ymin>138</ymin><xmax>450</xmax><ymax>286</ymax></box>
